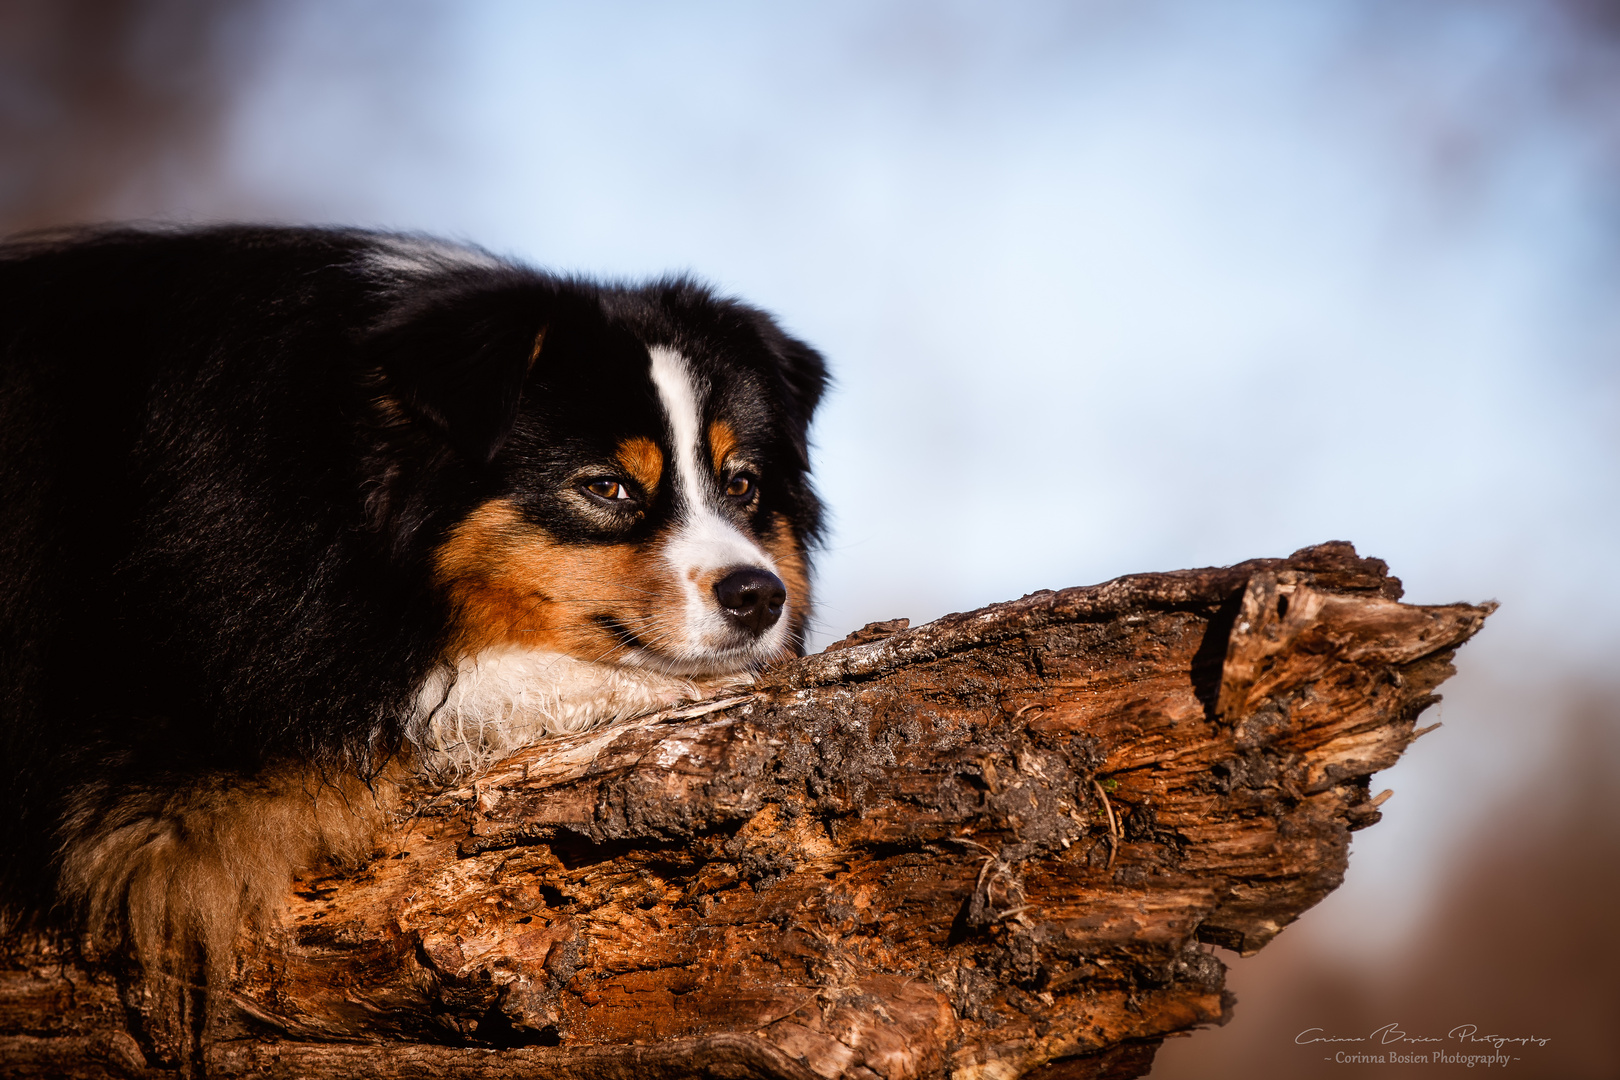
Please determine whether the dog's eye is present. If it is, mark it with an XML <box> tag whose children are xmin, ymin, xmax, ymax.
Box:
<box><xmin>725</xmin><ymin>473</ymin><xmax>756</xmax><ymax>500</ymax></box>
<box><xmin>584</xmin><ymin>478</ymin><xmax>633</xmax><ymax>502</ymax></box>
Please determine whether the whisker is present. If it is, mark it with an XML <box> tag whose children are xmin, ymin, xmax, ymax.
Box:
<box><xmin>511</xmin><ymin>612</ymin><xmax>663</xmax><ymax>638</ymax></box>
<box><xmin>586</xmin><ymin>621</ymin><xmax>684</xmax><ymax>665</ymax></box>
<box><xmin>528</xmin><ymin>594</ymin><xmax>660</xmax><ymax>604</ymax></box>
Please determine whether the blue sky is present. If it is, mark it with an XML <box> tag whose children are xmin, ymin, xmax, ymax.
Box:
<box><xmin>147</xmin><ymin>0</ymin><xmax>1620</xmax><ymax>954</ymax></box>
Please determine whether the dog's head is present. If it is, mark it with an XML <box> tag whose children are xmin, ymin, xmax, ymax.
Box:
<box><xmin>368</xmin><ymin>264</ymin><xmax>826</xmax><ymax>677</ymax></box>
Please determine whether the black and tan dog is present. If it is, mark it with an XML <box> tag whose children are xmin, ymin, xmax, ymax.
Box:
<box><xmin>0</xmin><ymin>225</ymin><xmax>826</xmax><ymax>1063</ymax></box>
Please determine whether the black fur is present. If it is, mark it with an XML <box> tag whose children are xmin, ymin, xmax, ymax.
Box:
<box><xmin>0</xmin><ymin>224</ymin><xmax>827</xmax><ymax>927</ymax></box>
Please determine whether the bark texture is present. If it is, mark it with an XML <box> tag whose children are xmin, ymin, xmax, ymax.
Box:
<box><xmin>0</xmin><ymin>543</ymin><xmax>1493</xmax><ymax>1079</ymax></box>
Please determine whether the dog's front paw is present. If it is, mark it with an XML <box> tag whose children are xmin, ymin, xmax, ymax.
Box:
<box><xmin>57</xmin><ymin>767</ymin><xmax>393</xmax><ymax>1073</ymax></box>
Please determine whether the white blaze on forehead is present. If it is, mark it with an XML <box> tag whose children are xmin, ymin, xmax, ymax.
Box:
<box><xmin>647</xmin><ymin>346</ymin><xmax>785</xmax><ymax>660</ymax></box>
<box><xmin>648</xmin><ymin>345</ymin><xmax>710</xmax><ymax>516</ymax></box>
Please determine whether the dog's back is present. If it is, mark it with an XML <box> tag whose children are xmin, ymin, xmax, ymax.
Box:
<box><xmin>0</xmin><ymin>229</ymin><xmax>433</xmax><ymax>917</ymax></box>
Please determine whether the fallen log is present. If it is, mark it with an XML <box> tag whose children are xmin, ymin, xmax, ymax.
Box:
<box><xmin>0</xmin><ymin>542</ymin><xmax>1492</xmax><ymax>1079</ymax></box>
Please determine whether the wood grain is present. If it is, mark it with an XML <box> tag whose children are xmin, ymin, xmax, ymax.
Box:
<box><xmin>0</xmin><ymin>542</ymin><xmax>1491</xmax><ymax>1079</ymax></box>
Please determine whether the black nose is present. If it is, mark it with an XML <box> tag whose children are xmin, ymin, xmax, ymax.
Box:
<box><xmin>713</xmin><ymin>567</ymin><xmax>787</xmax><ymax>635</ymax></box>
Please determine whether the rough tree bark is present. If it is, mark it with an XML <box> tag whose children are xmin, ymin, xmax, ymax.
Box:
<box><xmin>0</xmin><ymin>542</ymin><xmax>1492</xmax><ymax>1079</ymax></box>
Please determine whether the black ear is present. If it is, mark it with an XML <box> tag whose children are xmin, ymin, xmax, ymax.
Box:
<box><xmin>367</xmin><ymin>276</ymin><xmax>551</xmax><ymax>465</ymax></box>
<box><xmin>751</xmin><ymin>316</ymin><xmax>829</xmax><ymax>470</ymax></box>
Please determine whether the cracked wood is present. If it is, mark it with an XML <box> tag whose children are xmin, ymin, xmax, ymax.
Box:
<box><xmin>0</xmin><ymin>542</ymin><xmax>1492</xmax><ymax>1079</ymax></box>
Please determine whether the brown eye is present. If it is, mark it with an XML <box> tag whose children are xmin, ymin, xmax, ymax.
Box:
<box><xmin>585</xmin><ymin>478</ymin><xmax>631</xmax><ymax>502</ymax></box>
<box><xmin>725</xmin><ymin>474</ymin><xmax>755</xmax><ymax>499</ymax></box>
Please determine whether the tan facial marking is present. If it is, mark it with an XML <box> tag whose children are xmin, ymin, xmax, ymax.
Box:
<box><xmin>708</xmin><ymin>419</ymin><xmax>739</xmax><ymax>474</ymax></box>
<box><xmin>433</xmin><ymin>499</ymin><xmax>680</xmax><ymax>658</ymax></box>
<box><xmin>763</xmin><ymin>513</ymin><xmax>812</xmax><ymax>645</ymax></box>
<box><xmin>615</xmin><ymin>436</ymin><xmax>664</xmax><ymax>496</ymax></box>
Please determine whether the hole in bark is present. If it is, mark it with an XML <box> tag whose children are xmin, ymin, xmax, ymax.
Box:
<box><xmin>946</xmin><ymin>893</ymin><xmax>977</xmax><ymax>946</ymax></box>
<box><xmin>1189</xmin><ymin>591</ymin><xmax>1244</xmax><ymax>721</ymax></box>
<box><xmin>547</xmin><ymin>834</ymin><xmax>688</xmax><ymax>871</ymax></box>
<box><xmin>855</xmin><ymin>839</ymin><xmax>929</xmax><ymax>860</ymax></box>
<box><xmin>1277</xmin><ymin>594</ymin><xmax>1290</xmax><ymax>619</ymax></box>
<box><xmin>475</xmin><ymin>1001</ymin><xmax>561</xmax><ymax>1049</ymax></box>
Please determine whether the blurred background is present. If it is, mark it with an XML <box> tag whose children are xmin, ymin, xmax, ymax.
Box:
<box><xmin>3</xmin><ymin>1</ymin><xmax>1615</xmax><ymax>1074</ymax></box>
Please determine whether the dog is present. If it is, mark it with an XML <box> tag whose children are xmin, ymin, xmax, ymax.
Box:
<box><xmin>0</xmin><ymin>224</ymin><xmax>826</xmax><ymax>1066</ymax></box>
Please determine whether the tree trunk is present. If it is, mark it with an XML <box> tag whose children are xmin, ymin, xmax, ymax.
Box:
<box><xmin>0</xmin><ymin>542</ymin><xmax>1492</xmax><ymax>1079</ymax></box>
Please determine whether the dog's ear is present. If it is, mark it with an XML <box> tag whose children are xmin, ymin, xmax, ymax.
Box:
<box><xmin>752</xmin><ymin>317</ymin><xmax>829</xmax><ymax>470</ymax></box>
<box><xmin>368</xmin><ymin>277</ymin><xmax>550</xmax><ymax>465</ymax></box>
